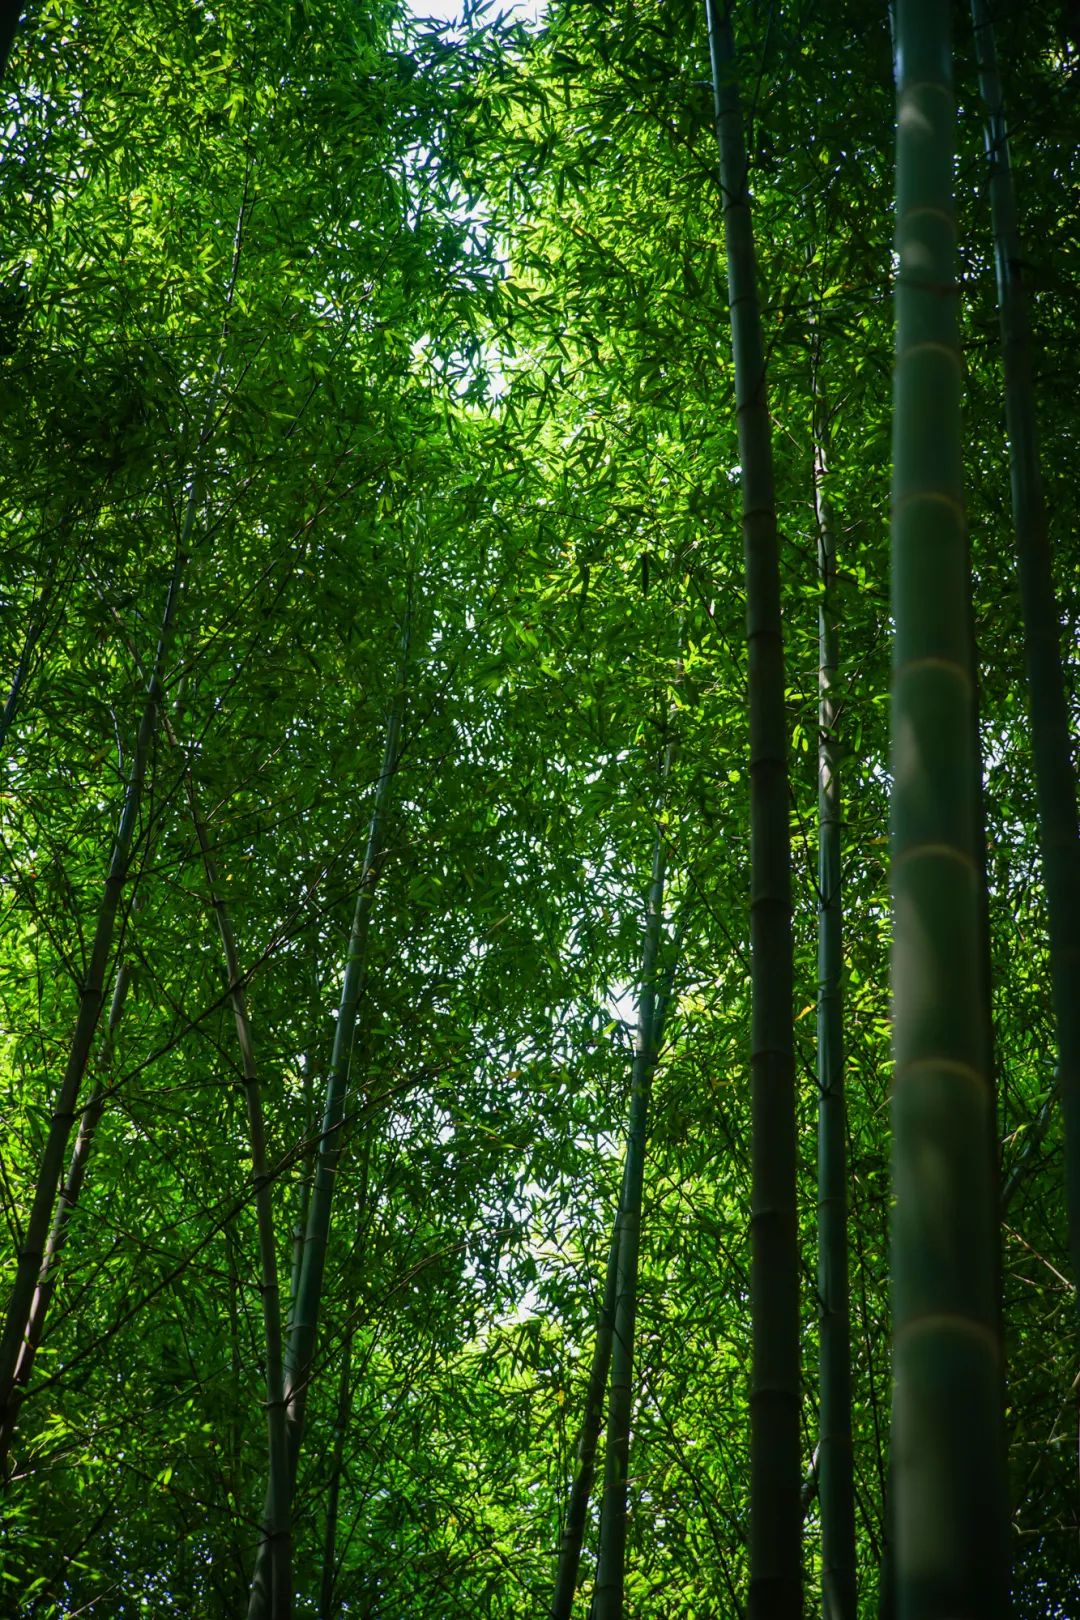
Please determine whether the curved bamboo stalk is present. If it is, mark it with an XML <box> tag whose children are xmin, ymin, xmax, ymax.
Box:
<box><xmin>0</xmin><ymin>541</ymin><xmax>63</xmax><ymax>755</ymax></box>
<box><xmin>889</xmin><ymin>3</ymin><xmax>1010</xmax><ymax>1612</ymax></box>
<box><xmin>0</xmin><ymin>956</ymin><xmax>132</xmax><ymax>1468</ymax></box>
<box><xmin>0</xmin><ymin>540</ymin><xmax>187</xmax><ymax>1447</ymax></box>
<box><xmin>0</xmin><ymin>173</ymin><xmax>250</xmax><ymax>1455</ymax></box>
<box><xmin>88</xmin><ymin>580</ymin><xmax>292</xmax><ymax>1616</ymax></box>
<box><xmin>706</xmin><ymin>5</ymin><xmax>801</xmax><ymax>1615</ymax></box>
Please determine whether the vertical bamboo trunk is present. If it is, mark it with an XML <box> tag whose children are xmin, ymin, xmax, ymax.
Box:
<box><xmin>289</xmin><ymin>960</ymin><xmax>321</xmax><ymax>1314</ymax></box>
<box><xmin>188</xmin><ymin>776</ymin><xmax>292</xmax><ymax>1620</ymax></box>
<box><xmin>971</xmin><ymin>0</ymin><xmax>1080</xmax><ymax>1319</ymax></box>
<box><xmin>284</xmin><ymin>671</ymin><xmax>405</xmax><ymax>1466</ymax></box>
<box><xmin>291</xmin><ymin>1045</ymin><xmax>318</xmax><ymax>1312</ymax></box>
<box><xmin>248</xmin><ymin>616</ymin><xmax>410</xmax><ymax>1615</ymax></box>
<box><xmin>811</xmin><ymin>338</ymin><xmax>856</xmax><ymax>1620</ymax></box>
<box><xmin>319</xmin><ymin>1132</ymin><xmax>371</xmax><ymax>1620</ymax></box>
<box><xmin>889</xmin><ymin>4</ymin><xmax>1010</xmax><ymax>1615</ymax></box>
<box><xmin>0</xmin><ymin>6</ymin><xmax>21</xmax><ymax>85</ymax></box>
<box><xmin>318</xmin><ymin>1329</ymin><xmax>354</xmax><ymax>1620</ymax></box>
<box><xmin>877</xmin><ymin>1461</ymin><xmax>895</xmax><ymax>1620</ymax></box>
<box><xmin>0</xmin><ymin>541</ymin><xmax>187</xmax><ymax>1443</ymax></box>
<box><xmin>290</xmin><ymin>1150</ymin><xmax>313</xmax><ymax>1321</ymax></box>
<box><xmin>0</xmin><ymin>956</ymin><xmax>131</xmax><ymax>1467</ymax></box>
<box><xmin>551</xmin><ymin>1160</ymin><xmax>626</xmax><ymax>1620</ymax></box>
<box><xmin>706</xmin><ymin>5</ymin><xmax>801</xmax><ymax>1615</ymax></box>
<box><xmin>592</xmin><ymin>828</ymin><xmax>668</xmax><ymax>1620</ymax></box>
<box><xmin>97</xmin><ymin>607</ymin><xmax>293</xmax><ymax>1613</ymax></box>
<box><xmin>551</xmin><ymin>924</ymin><xmax>683</xmax><ymax>1620</ymax></box>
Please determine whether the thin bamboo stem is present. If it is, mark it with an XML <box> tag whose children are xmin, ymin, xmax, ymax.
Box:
<box><xmin>318</xmin><ymin>1328</ymin><xmax>354</xmax><ymax>1617</ymax></box>
<box><xmin>189</xmin><ymin>779</ymin><xmax>292</xmax><ymax>1620</ymax></box>
<box><xmin>706</xmin><ymin>6</ymin><xmax>801</xmax><ymax>1614</ymax></box>
<box><xmin>0</xmin><ymin>175</ymin><xmax>251</xmax><ymax>1455</ymax></box>
<box><xmin>0</xmin><ymin>540</ymin><xmax>187</xmax><ymax>1447</ymax></box>
<box><xmin>970</xmin><ymin>0</ymin><xmax>1080</xmax><ymax>1327</ymax></box>
<box><xmin>592</xmin><ymin>825</ymin><xmax>669</xmax><ymax>1620</ymax></box>
<box><xmin>248</xmin><ymin>601</ymin><xmax>412</xmax><ymax>1612</ymax></box>
<box><xmin>812</xmin><ymin>329</ymin><xmax>856</xmax><ymax>1620</ymax></box>
<box><xmin>0</xmin><ymin>956</ymin><xmax>131</xmax><ymax>1466</ymax></box>
<box><xmin>551</xmin><ymin>912</ymin><xmax>684</xmax><ymax>1620</ymax></box>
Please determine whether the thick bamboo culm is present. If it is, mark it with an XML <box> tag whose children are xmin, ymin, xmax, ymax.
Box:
<box><xmin>889</xmin><ymin>4</ymin><xmax>1010</xmax><ymax>1615</ymax></box>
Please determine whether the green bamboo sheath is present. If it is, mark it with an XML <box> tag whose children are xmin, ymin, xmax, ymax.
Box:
<box><xmin>706</xmin><ymin>4</ymin><xmax>801</xmax><ymax>1615</ymax></box>
<box><xmin>889</xmin><ymin>3</ymin><xmax>1010</xmax><ymax>1615</ymax></box>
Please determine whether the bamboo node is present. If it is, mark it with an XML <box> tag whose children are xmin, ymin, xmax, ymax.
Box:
<box><xmin>891</xmin><ymin>655</ymin><xmax>972</xmax><ymax>697</ymax></box>
<box><xmin>890</xmin><ymin>487</ymin><xmax>965</xmax><ymax>522</ymax></box>
<box><xmin>892</xmin><ymin>1056</ymin><xmax>986</xmax><ymax>1092</ymax></box>
<box><xmin>894</xmin><ymin>1312</ymin><xmax>1000</xmax><ymax>1358</ymax></box>
<box><xmin>890</xmin><ymin>841</ymin><xmax>978</xmax><ymax>877</ymax></box>
<box><xmin>893</xmin><ymin>337</ymin><xmax>961</xmax><ymax>366</ymax></box>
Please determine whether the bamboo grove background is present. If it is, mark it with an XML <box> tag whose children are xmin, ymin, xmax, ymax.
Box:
<box><xmin>1</xmin><ymin>0</ymin><xmax>1079</xmax><ymax>1614</ymax></box>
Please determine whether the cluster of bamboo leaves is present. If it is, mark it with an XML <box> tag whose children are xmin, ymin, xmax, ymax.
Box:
<box><xmin>1</xmin><ymin>0</ymin><xmax>1079</xmax><ymax>1615</ymax></box>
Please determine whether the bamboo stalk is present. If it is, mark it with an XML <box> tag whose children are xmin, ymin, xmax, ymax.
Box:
<box><xmin>0</xmin><ymin>175</ymin><xmax>250</xmax><ymax>1455</ymax></box>
<box><xmin>552</xmin><ymin>908</ymin><xmax>684</xmax><ymax>1620</ymax></box>
<box><xmin>318</xmin><ymin>1328</ymin><xmax>354</xmax><ymax>1617</ymax></box>
<box><xmin>592</xmin><ymin>825</ymin><xmax>669</xmax><ymax>1620</ymax></box>
<box><xmin>889</xmin><ymin>4</ymin><xmax>1010</xmax><ymax>1613</ymax></box>
<box><xmin>811</xmin><ymin>327</ymin><xmax>856</xmax><ymax>1620</ymax></box>
<box><xmin>189</xmin><ymin>777</ymin><xmax>292</xmax><ymax>1620</ymax></box>
<box><xmin>319</xmin><ymin>1134</ymin><xmax>372</xmax><ymax>1619</ymax></box>
<box><xmin>706</xmin><ymin>5</ymin><xmax>801</xmax><ymax>1614</ymax></box>
<box><xmin>284</xmin><ymin>648</ymin><xmax>407</xmax><ymax>1470</ymax></box>
<box><xmin>0</xmin><ymin>4</ymin><xmax>22</xmax><ymax>85</ymax></box>
<box><xmin>970</xmin><ymin>0</ymin><xmax>1080</xmax><ymax>1327</ymax></box>
<box><xmin>248</xmin><ymin>601</ymin><xmax>412</xmax><ymax>1614</ymax></box>
<box><xmin>552</xmin><ymin>1157</ymin><xmax>627</xmax><ymax>1620</ymax></box>
<box><xmin>0</xmin><ymin>541</ymin><xmax>187</xmax><ymax>1447</ymax></box>
<box><xmin>0</xmin><ymin>956</ymin><xmax>132</xmax><ymax>1467</ymax></box>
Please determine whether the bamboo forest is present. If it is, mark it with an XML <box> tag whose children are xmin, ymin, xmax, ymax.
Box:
<box><xmin>3</xmin><ymin>0</ymin><xmax>1080</xmax><ymax>1613</ymax></box>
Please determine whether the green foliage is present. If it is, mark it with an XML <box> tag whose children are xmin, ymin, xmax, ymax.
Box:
<box><xmin>0</xmin><ymin>0</ymin><xmax>1078</xmax><ymax>1616</ymax></box>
